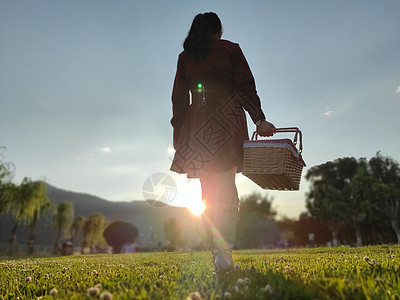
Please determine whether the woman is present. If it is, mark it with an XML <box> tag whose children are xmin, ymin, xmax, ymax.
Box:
<box><xmin>170</xmin><ymin>12</ymin><xmax>276</xmax><ymax>271</ymax></box>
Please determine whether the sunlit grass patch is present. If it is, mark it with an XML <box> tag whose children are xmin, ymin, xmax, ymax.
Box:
<box><xmin>1</xmin><ymin>245</ymin><xmax>400</xmax><ymax>299</ymax></box>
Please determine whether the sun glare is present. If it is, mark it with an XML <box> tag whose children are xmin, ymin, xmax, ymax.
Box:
<box><xmin>167</xmin><ymin>144</ymin><xmax>175</xmax><ymax>155</ymax></box>
<box><xmin>173</xmin><ymin>175</ymin><xmax>205</xmax><ymax>216</ymax></box>
<box><xmin>187</xmin><ymin>200</ymin><xmax>206</xmax><ymax>216</ymax></box>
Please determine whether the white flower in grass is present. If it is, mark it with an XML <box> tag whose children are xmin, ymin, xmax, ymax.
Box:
<box><xmin>224</xmin><ymin>291</ymin><xmax>232</xmax><ymax>299</ymax></box>
<box><xmin>87</xmin><ymin>287</ymin><xmax>100</xmax><ymax>297</ymax></box>
<box><xmin>100</xmin><ymin>291</ymin><xmax>113</xmax><ymax>300</ymax></box>
<box><xmin>236</xmin><ymin>278</ymin><xmax>244</xmax><ymax>287</ymax></box>
<box><xmin>363</xmin><ymin>256</ymin><xmax>370</xmax><ymax>262</ymax></box>
<box><xmin>49</xmin><ymin>288</ymin><xmax>58</xmax><ymax>297</ymax></box>
<box><xmin>186</xmin><ymin>291</ymin><xmax>201</xmax><ymax>300</ymax></box>
<box><xmin>25</xmin><ymin>276</ymin><xmax>32</xmax><ymax>282</ymax></box>
<box><xmin>261</xmin><ymin>284</ymin><xmax>273</xmax><ymax>294</ymax></box>
<box><xmin>243</xmin><ymin>277</ymin><xmax>250</xmax><ymax>286</ymax></box>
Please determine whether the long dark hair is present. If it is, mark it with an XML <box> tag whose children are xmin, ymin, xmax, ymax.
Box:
<box><xmin>183</xmin><ymin>12</ymin><xmax>222</xmax><ymax>63</ymax></box>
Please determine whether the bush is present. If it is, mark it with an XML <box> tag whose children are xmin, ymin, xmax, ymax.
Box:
<box><xmin>103</xmin><ymin>221</ymin><xmax>139</xmax><ymax>253</ymax></box>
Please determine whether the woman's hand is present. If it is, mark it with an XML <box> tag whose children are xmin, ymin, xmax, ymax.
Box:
<box><xmin>257</xmin><ymin>120</ymin><xmax>276</xmax><ymax>137</ymax></box>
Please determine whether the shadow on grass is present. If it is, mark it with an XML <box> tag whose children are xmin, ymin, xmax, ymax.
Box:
<box><xmin>215</xmin><ymin>265</ymin><xmax>315</xmax><ymax>300</ymax></box>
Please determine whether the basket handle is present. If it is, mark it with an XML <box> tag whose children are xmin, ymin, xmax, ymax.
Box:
<box><xmin>251</xmin><ymin>127</ymin><xmax>303</xmax><ymax>153</ymax></box>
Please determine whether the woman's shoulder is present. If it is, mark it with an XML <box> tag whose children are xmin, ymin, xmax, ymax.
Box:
<box><xmin>213</xmin><ymin>38</ymin><xmax>242</xmax><ymax>55</ymax></box>
<box><xmin>177</xmin><ymin>50</ymin><xmax>191</xmax><ymax>62</ymax></box>
<box><xmin>178</xmin><ymin>50</ymin><xmax>187</xmax><ymax>58</ymax></box>
<box><xmin>216</xmin><ymin>38</ymin><xmax>239</xmax><ymax>48</ymax></box>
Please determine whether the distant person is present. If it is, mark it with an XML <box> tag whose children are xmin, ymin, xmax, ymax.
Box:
<box><xmin>170</xmin><ymin>12</ymin><xmax>276</xmax><ymax>271</ymax></box>
<box><xmin>308</xmin><ymin>232</ymin><xmax>315</xmax><ymax>247</ymax></box>
<box><xmin>123</xmin><ymin>243</ymin><xmax>135</xmax><ymax>253</ymax></box>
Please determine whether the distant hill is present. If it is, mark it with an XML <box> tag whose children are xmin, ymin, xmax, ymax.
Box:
<box><xmin>0</xmin><ymin>184</ymin><xmax>204</xmax><ymax>249</ymax></box>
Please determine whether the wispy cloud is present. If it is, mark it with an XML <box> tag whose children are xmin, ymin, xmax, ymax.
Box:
<box><xmin>323</xmin><ymin>97</ymin><xmax>352</xmax><ymax>116</ymax></box>
<box><xmin>74</xmin><ymin>153</ymin><xmax>95</xmax><ymax>161</ymax></box>
<box><xmin>396</xmin><ymin>85</ymin><xmax>400</xmax><ymax>94</ymax></box>
<box><xmin>324</xmin><ymin>110</ymin><xmax>335</xmax><ymax>116</ymax></box>
<box><xmin>101</xmin><ymin>147</ymin><xmax>112</xmax><ymax>153</ymax></box>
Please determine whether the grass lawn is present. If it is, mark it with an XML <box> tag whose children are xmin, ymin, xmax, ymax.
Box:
<box><xmin>1</xmin><ymin>245</ymin><xmax>400</xmax><ymax>299</ymax></box>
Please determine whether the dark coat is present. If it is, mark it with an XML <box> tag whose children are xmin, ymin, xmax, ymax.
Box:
<box><xmin>170</xmin><ymin>37</ymin><xmax>266</xmax><ymax>178</ymax></box>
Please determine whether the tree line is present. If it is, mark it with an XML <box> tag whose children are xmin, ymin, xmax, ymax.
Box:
<box><xmin>0</xmin><ymin>152</ymin><xmax>188</xmax><ymax>255</ymax></box>
<box><xmin>231</xmin><ymin>152</ymin><xmax>400</xmax><ymax>248</ymax></box>
<box><xmin>304</xmin><ymin>152</ymin><xmax>400</xmax><ymax>247</ymax></box>
<box><xmin>0</xmin><ymin>153</ymin><xmax>141</xmax><ymax>255</ymax></box>
<box><xmin>51</xmin><ymin>202</ymin><xmax>140</xmax><ymax>255</ymax></box>
<box><xmin>2</xmin><ymin>150</ymin><xmax>399</xmax><ymax>252</ymax></box>
<box><xmin>0</xmin><ymin>152</ymin><xmax>178</xmax><ymax>255</ymax></box>
<box><xmin>0</xmin><ymin>155</ymin><xmax>51</xmax><ymax>255</ymax></box>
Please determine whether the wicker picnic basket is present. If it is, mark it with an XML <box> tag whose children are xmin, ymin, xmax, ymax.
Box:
<box><xmin>242</xmin><ymin>127</ymin><xmax>306</xmax><ymax>190</ymax></box>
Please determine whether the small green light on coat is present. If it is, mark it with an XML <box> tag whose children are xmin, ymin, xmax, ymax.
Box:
<box><xmin>197</xmin><ymin>83</ymin><xmax>203</xmax><ymax>88</ymax></box>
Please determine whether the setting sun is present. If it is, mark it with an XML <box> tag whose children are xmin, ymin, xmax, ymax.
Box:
<box><xmin>171</xmin><ymin>176</ymin><xmax>206</xmax><ymax>216</ymax></box>
<box><xmin>187</xmin><ymin>200</ymin><xmax>206</xmax><ymax>216</ymax></box>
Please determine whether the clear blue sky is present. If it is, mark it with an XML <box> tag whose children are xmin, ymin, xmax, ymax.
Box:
<box><xmin>1</xmin><ymin>0</ymin><xmax>399</xmax><ymax>218</ymax></box>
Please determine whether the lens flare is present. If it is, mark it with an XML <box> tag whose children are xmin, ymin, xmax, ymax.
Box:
<box><xmin>187</xmin><ymin>200</ymin><xmax>206</xmax><ymax>216</ymax></box>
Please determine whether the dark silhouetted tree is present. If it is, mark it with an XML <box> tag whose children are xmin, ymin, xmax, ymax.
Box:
<box><xmin>0</xmin><ymin>153</ymin><xmax>14</xmax><ymax>215</ymax></box>
<box><xmin>70</xmin><ymin>215</ymin><xmax>86</xmax><ymax>247</ymax></box>
<box><xmin>369</xmin><ymin>152</ymin><xmax>400</xmax><ymax>243</ymax></box>
<box><xmin>306</xmin><ymin>157</ymin><xmax>358</xmax><ymax>246</ymax></box>
<box><xmin>236</xmin><ymin>192</ymin><xmax>278</xmax><ymax>249</ymax></box>
<box><xmin>306</xmin><ymin>154</ymin><xmax>400</xmax><ymax>246</ymax></box>
<box><xmin>293</xmin><ymin>212</ymin><xmax>331</xmax><ymax>247</ymax></box>
<box><xmin>7</xmin><ymin>178</ymin><xmax>51</xmax><ymax>255</ymax></box>
<box><xmin>342</xmin><ymin>158</ymin><xmax>375</xmax><ymax>246</ymax></box>
<box><xmin>26</xmin><ymin>182</ymin><xmax>52</xmax><ymax>255</ymax></box>
<box><xmin>82</xmin><ymin>212</ymin><xmax>107</xmax><ymax>251</ymax></box>
<box><xmin>163</xmin><ymin>217</ymin><xmax>182</xmax><ymax>251</ymax></box>
<box><xmin>52</xmin><ymin>202</ymin><xmax>74</xmax><ymax>254</ymax></box>
<box><xmin>103</xmin><ymin>221</ymin><xmax>139</xmax><ymax>253</ymax></box>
